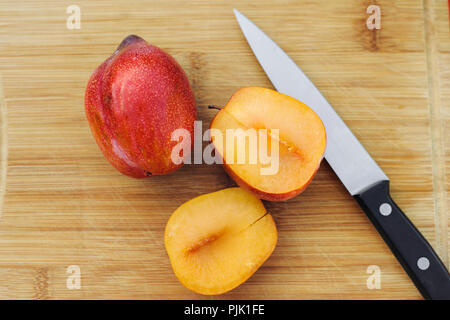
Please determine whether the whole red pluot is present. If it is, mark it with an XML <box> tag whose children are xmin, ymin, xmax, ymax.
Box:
<box><xmin>85</xmin><ymin>35</ymin><xmax>196</xmax><ymax>178</ymax></box>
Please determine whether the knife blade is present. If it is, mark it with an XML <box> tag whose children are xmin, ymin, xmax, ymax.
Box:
<box><xmin>234</xmin><ymin>8</ymin><xmax>450</xmax><ymax>300</ymax></box>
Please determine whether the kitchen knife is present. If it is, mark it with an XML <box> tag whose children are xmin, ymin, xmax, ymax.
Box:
<box><xmin>234</xmin><ymin>9</ymin><xmax>450</xmax><ymax>300</ymax></box>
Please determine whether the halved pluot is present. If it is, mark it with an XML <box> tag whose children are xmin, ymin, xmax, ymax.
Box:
<box><xmin>164</xmin><ymin>187</ymin><xmax>277</xmax><ymax>295</ymax></box>
<box><xmin>210</xmin><ymin>87</ymin><xmax>326</xmax><ymax>201</ymax></box>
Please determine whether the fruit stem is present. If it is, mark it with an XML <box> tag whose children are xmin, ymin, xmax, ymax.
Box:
<box><xmin>208</xmin><ymin>105</ymin><xmax>223</xmax><ymax>110</ymax></box>
<box><xmin>115</xmin><ymin>35</ymin><xmax>144</xmax><ymax>53</ymax></box>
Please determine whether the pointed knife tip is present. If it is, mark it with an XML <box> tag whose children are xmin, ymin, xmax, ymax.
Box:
<box><xmin>233</xmin><ymin>8</ymin><xmax>243</xmax><ymax>19</ymax></box>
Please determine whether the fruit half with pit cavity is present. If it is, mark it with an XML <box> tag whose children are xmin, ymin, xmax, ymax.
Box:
<box><xmin>164</xmin><ymin>187</ymin><xmax>277</xmax><ymax>295</ymax></box>
<box><xmin>210</xmin><ymin>87</ymin><xmax>326</xmax><ymax>201</ymax></box>
<box><xmin>85</xmin><ymin>35</ymin><xmax>196</xmax><ymax>178</ymax></box>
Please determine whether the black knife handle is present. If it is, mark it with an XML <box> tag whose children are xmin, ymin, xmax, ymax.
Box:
<box><xmin>354</xmin><ymin>180</ymin><xmax>450</xmax><ymax>300</ymax></box>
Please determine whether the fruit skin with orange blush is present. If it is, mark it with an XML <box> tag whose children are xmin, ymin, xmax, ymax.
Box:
<box><xmin>164</xmin><ymin>187</ymin><xmax>277</xmax><ymax>295</ymax></box>
<box><xmin>85</xmin><ymin>35</ymin><xmax>196</xmax><ymax>178</ymax></box>
<box><xmin>210</xmin><ymin>87</ymin><xmax>326</xmax><ymax>201</ymax></box>
<box><xmin>222</xmin><ymin>164</ymin><xmax>316</xmax><ymax>201</ymax></box>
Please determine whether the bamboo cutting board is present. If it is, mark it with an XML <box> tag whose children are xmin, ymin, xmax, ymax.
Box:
<box><xmin>0</xmin><ymin>0</ymin><xmax>449</xmax><ymax>299</ymax></box>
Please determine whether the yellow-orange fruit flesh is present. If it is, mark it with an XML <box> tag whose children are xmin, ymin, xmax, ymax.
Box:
<box><xmin>210</xmin><ymin>87</ymin><xmax>326</xmax><ymax>201</ymax></box>
<box><xmin>164</xmin><ymin>187</ymin><xmax>277</xmax><ymax>295</ymax></box>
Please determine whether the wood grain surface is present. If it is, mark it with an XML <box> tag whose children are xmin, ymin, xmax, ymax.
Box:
<box><xmin>0</xmin><ymin>0</ymin><xmax>448</xmax><ymax>299</ymax></box>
